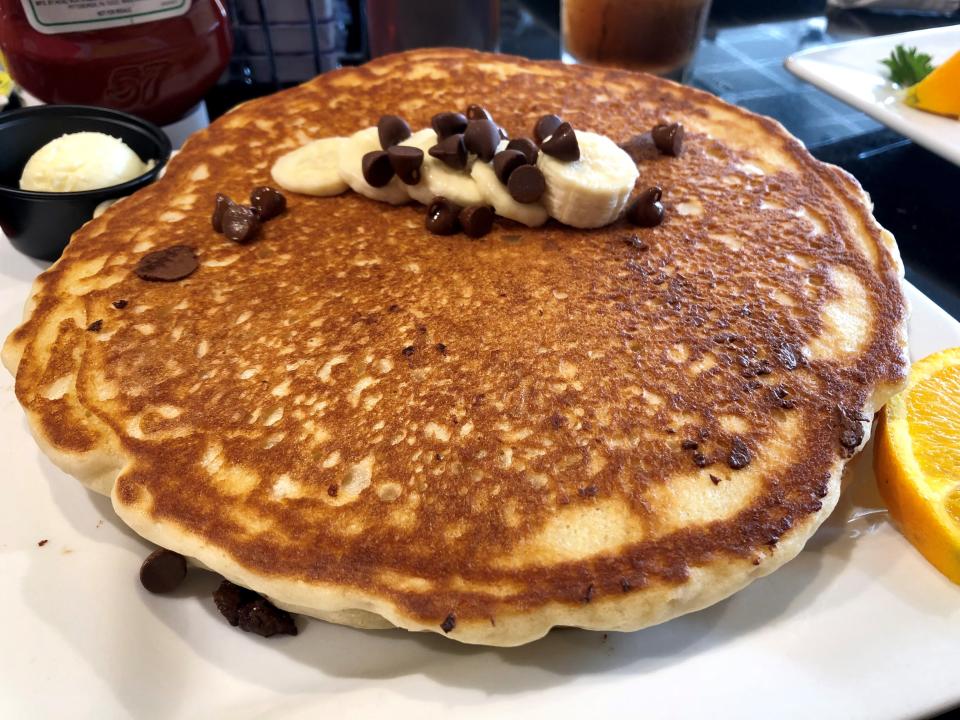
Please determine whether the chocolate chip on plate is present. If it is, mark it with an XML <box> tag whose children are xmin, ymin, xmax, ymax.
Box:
<box><xmin>362</xmin><ymin>150</ymin><xmax>395</xmax><ymax>187</ymax></box>
<box><xmin>541</xmin><ymin>121</ymin><xmax>580</xmax><ymax>161</ymax></box>
<box><xmin>626</xmin><ymin>186</ymin><xmax>664</xmax><ymax>227</ymax></box>
<box><xmin>139</xmin><ymin>548</ymin><xmax>187</xmax><ymax>594</ymax></box>
<box><xmin>459</xmin><ymin>204</ymin><xmax>495</xmax><ymax>238</ymax></box>
<box><xmin>388</xmin><ymin>145</ymin><xmax>424</xmax><ymax>185</ymax></box>
<box><xmin>425</xmin><ymin>196</ymin><xmax>462</xmax><ymax>235</ymax></box>
<box><xmin>214</xmin><ymin>580</ymin><xmax>257</xmax><ymax>626</ymax></box>
<box><xmin>651</xmin><ymin>122</ymin><xmax>684</xmax><ymax>157</ymax></box>
<box><xmin>466</xmin><ymin>104</ymin><xmax>493</xmax><ymax>122</ymax></box>
<box><xmin>135</xmin><ymin>245</ymin><xmax>199</xmax><ymax>281</ymax></box>
<box><xmin>464</xmin><ymin>119</ymin><xmax>500</xmax><ymax>162</ymax></box>
<box><xmin>506</xmin><ymin>137</ymin><xmax>539</xmax><ymax>164</ymax></box>
<box><xmin>222</xmin><ymin>204</ymin><xmax>261</xmax><ymax>244</ymax></box>
<box><xmin>493</xmin><ymin>149</ymin><xmax>528</xmax><ymax>184</ymax></box>
<box><xmin>249</xmin><ymin>186</ymin><xmax>286</xmax><ymax>220</ymax></box>
<box><xmin>377</xmin><ymin>114</ymin><xmax>411</xmax><ymax>149</ymax></box>
<box><xmin>429</xmin><ymin>133</ymin><xmax>468</xmax><ymax>171</ymax></box>
<box><xmin>533</xmin><ymin>114</ymin><xmax>563</xmax><ymax>145</ymax></box>
<box><xmin>211</xmin><ymin>193</ymin><xmax>237</xmax><ymax>233</ymax></box>
<box><xmin>431</xmin><ymin>111</ymin><xmax>468</xmax><ymax>139</ymax></box>
<box><xmin>507</xmin><ymin>164</ymin><xmax>546</xmax><ymax>203</ymax></box>
<box><xmin>213</xmin><ymin>580</ymin><xmax>297</xmax><ymax>637</ymax></box>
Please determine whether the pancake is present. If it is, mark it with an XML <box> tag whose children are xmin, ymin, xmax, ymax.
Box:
<box><xmin>2</xmin><ymin>49</ymin><xmax>909</xmax><ymax>646</ymax></box>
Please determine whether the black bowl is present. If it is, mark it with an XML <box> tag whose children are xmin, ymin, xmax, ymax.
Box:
<box><xmin>0</xmin><ymin>105</ymin><xmax>171</xmax><ymax>261</ymax></box>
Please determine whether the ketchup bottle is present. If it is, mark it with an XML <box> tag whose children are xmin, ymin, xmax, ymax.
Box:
<box><xmin>0</xmin><ymin>0</ymin><xmax>232</xmax><ymax>126</ymax></box>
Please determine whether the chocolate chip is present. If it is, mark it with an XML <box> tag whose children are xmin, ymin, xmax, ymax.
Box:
<box><xmin>135</xmin><ymin>245</ymin><xmax>198</xmax><ymax>281</ymax></box>
<box><xmin>466</xmin><ymin>104</ymin><xmax>493</xmax><ymax>122</ymax></box>
<box><xmin>222</xmin><ymin>204</ymin><xmax>261</xmax><ymax>244</ymax></box>
<box><xmin>86</xmin><ymin>319</ymin><xmax>102</xmax><ymax>332</ymax></box>
<box><xmin>681</xmin><ymin>439</ymin><xmax>699</xmax><ymax>450</ymax></box>
<box><xmin>425</xmin><ymin>196</ymin><xmax>461</xmax><ymax>235</ymax></box>
<box><xmin>506</xmin><ymin>137</ymin><xmax>538</xmax><ymax>164</ymax></box>
<box><xmin>777</xmin><ymin>342</ymin><xmax>802</xmax><ymax>370</ymax></box>
<box><xmin>213</xmin><ymin>580</ymin><xmax>297</xmax><ymax>636</ymax></box>
<box><xmin>402</xmin><ymin>345</ymin><xmax>416</xmax><ymax>356</ymax></box>
<box><xmin>620</xmin><ymin>578</ymin><xmax>632</xmax><ymax>592</ymax></box>
<box><xmin>692</xmin><ymin>451</ymin><xmax>708</xmax><ymax>468</ymax></box>
<box><xmin>139</xmin><ymin>548</ymin><xmax>187</xmax><ymax>594</ymax></box>
<box><xmin>838</xmin><ymin>406</ymin><xmax>866</xmax><ymax>450</ymax></box>
<box><xmin>237</xmin><ymin>597</ymin><xmax>298</xmax><ymax>637</ymax></box>
<box><xmin>377</xmin><ymin>114</ymin><xmax>411</xmax><ymax>149</ymax></box>
<box><xmin>534</xmin><ymin>114</ymin><xmax>563</xmax><ymax>144</ymax></box>
<box><xmin>429</xmin><ymin>134</ymin><xmax>467</xmax><ymax>170</ymax></box>
<box><xmin>211</xmin><ymin>193</ymin><xmax>236</xmax><ymax>233</ymax></box>
<box><xmin>387</xmin><ymin>145</ymin><xmax>424</xmax><ymax>185</ymax></box>
<box><xmin>459</xmin><ymin>204</ymin><xmax>495</xmax><ymax>238</ymax></box>
<box><xmin>578</xmin><ymin>485</ymin><xmax>598</xmax><ymax>498</ymax></box>
<box><xmin>651</xmin><ymin>122</ymin><xmax>685</xmax><ymax>156</ymax></box>
<box><xmin>38</xmin><ymin>539</ymin><xmax>48</xmax><ymax>547</ymax></box>
<box><xmin>112</xmin><ymin>299</ymin><xmax>128</xmax><ymax>309</ymax></box>
<box><xmin>624</xmin><ymin>234</ymin><xmax>648</xmax><ymax>250</ymax></box>
<box><xmin>327</xmin><ymin>484</ymin><xmax>338</xmax><ymax>497</ymax></box>
<box><xmin>583</xmin><ymin>584</ymin><xmax>594</xmax><ymax>603</ymax></box>
<box><xmin>436</xmin><ymin>342</ymin><xmax>447</xmax><ymax>354</ymax></box>
<box><xmin>540</xmin><ymin>121</ymin><xmax>580</xmax><ymax>161</ymax></box>
<box><xmin>361</xmin><ymin>150</ymin><xmax>395</xmax><ymax>188</ymax></box>
<box><xmin>464</xmin><ymin>119</ymin><xmax>500</xmax><ymax>162</ymax></box>
<box><xmin>431</xmin><ymin>111</ymin><xmax>468</xmax><ymax>139</ymax></box>
<box><xmin>710</xmin><ymin>474</ymin><xmax>722</xmax><ymax>485</ymax></box>
<box><xmin>728</xmin><ymin>436</ymin><xmax>751</xmax><ymax>469</ymax></box>
<box><xmin>493</xmin><ymin>149</ymin><xmax>527</xmax><ymax>184</ymax></box>
<box><xmin>627</xmin><ymin>186</ymin><xmax>664</xmax><ymax>227</ymax></box>
<box><xmin>507</xmin><ymin>164</ymin><xmax>546</xmax><ymax>203</ymax></box>
<box><xmin>441</xmin><ymin>612</ymin><xmax>457</xmax><ymax>633</ymax></box>
<box><xmin>249</xmin><ymin>186</ymin><xmax>286</xmax><ymax>220</ymax></box>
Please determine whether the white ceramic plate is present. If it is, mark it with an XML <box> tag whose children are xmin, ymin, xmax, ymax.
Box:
<box><xmin>1</xmin><ymin>237</ymin><xmax>959</xmax><ymax>720</ymax></box>
<box><xmin>785</xmin><ymin>25</ymin><xmax>960</xmax><ymax>165</ymax></box>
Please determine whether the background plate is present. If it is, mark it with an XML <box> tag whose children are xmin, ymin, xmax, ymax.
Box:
<box><xmin>785</xmin><ymin>25</ymin><xmax>960</xmax><ymax>165</ymax></box>
<box><xmin>1</xmin><ymin>235</ymin><xmax>959</xmax><ymax>720</ymax></box>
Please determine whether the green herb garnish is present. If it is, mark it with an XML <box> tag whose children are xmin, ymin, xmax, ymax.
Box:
<box><xmin>881</xmin><ymin>44</ymin><xmax>935</xmax><ymax>87</ymax></box>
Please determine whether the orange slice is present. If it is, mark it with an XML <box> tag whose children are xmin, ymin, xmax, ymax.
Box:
<box><xmin>875</xmin><ymin>347</ymin><xmax>960</xmax><ymax>583</ymax></box>
<box><xmin>905</xmin><ymin>50</ymin><xmax>960</xmax><ymax>119</ymax></box>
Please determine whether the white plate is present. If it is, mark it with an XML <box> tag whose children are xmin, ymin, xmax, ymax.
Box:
<box><xmin>785</xmin><ymin>26</ymin><xmax>960</xmax><ymax>165</ymax></box>
<box><xmin>1</xmin><ymin>236</ymin><xmax>959</xmax><ymax>720</ymax></box>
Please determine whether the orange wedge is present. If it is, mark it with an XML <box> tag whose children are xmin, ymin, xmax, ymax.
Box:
<box><xmin>875</xmin><ymin>347</ymin><xmax>960</xmax><ymax>583</ymax></box>
<box><xmin>905</xmin><ymin>50</ymin><xmax>960</xmax><ymax>118</ymax></box>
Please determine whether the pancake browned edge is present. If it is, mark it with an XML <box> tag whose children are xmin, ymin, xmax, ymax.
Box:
<box><xmin>3</xmin><ymin>49</ymin><xmax>909</xmax><ymax>646</ymax></box>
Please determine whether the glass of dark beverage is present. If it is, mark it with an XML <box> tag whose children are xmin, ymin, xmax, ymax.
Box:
<box><xmin>366</xmin><ymin>0</ymin><xmax>500</xmax><ymax>57</ymax></box>
<box><xmin>562</xmin><ymin>0</ymin><xmax>712</xmax><ymax>81</ymax></box>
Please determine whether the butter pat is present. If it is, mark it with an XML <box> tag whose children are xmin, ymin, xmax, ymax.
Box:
<box><xmin>20</xmin><ymin>132</ymin><xmax>151</xmax><ymax>192</ymax></box>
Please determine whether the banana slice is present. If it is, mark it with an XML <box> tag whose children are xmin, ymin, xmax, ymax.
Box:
<box><xmin>538</xmin><ymin>130</ymin><xmax>639</xmax><ymax>229</ymax></box>
<box><xmin>337</xmin><ymin>127</ymin><xmax>409</xmax><ymax>205</ymax></box>
<box><xmin>471</xmin><ymin>160</ymin><xmax>548</xmax><ymax>227</ymax></box>
<box><xmin>271</xmin><ymin>137</ymin><xmax>349</xmax><ymax>197</ymax></box>
<box><xmin>400</xmin><ymin>128</ymin><xmax>484</xmax><ymax>207</ymax></box>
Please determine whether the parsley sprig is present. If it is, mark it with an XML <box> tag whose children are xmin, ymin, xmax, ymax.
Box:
<box><xmin>881</xmin><ymin>44</ymin><xmax>935</xmax><ymax>87</ymax></box>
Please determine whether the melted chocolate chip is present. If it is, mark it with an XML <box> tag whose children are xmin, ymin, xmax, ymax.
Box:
<box><xmin>627</xmin><ymin>186</ymin><xmax>664</xmax><ymax>227</ymax></box>
<box><xmin>464</xmin><ymin>119</ymin><xmax>500</xmax><ymax>162</ymax></box>
<box><xmin>361</xmin><ymin>150</ymin><xmax>395</xmax><ymax>187</ymax></box>
<box><xmin>777</xmin><ymin>342</ymin><xmax>803</xmax><ymax>370</ymax></box>
<box><xmin>222</xmin><ymin>204</ymin><xmax>261</xmax><ymax>244</ymax></box>
<box><xmin>440</xmin><ymin>613</ymin><xmax>457</xmax><ymax>633</ymax></box>
<box><xmin>387</xmin><ymin>145</ymin><xmax>424</xmax><ymax>185</ymax></box>
<box><xmin>112</xmin><ymin>299</ymin><xmax>128</xmax><ymax>309</ymax></box>
<box><xmin>135</xmin><ymin>245</ymin><xmax>198</xmax><ymax>281</ymax></box>
<box><xmin>624</xmin><ymin>234</ymin><xmax>649</xmax><ymax>250</ymax></box>
<box><xmin>838</xmin><ymin>406</ymin><xmax>867</xmax><ymax>451</ymax></box>
<box><xmin>249</xmin><ymin>186</ymin><xmax>286</xmax><ymax>220</ymax></box>
<box><xmin>459</xmin><ymin>204</ymin><xmax>495</xmax><ymax>238</ymax></box>
<box><xmin>86</xmin><ymin>319</ymin><xmax>102</xmax><ymax>332</ymax></box>
<box><xmin>211</xmin><ymin>193</ymin><xmax>237</xmax><ymax>233</ymax></box>
<box><xmin>139</xmin><ymin>548</ymin><xmax>187</xmax><ymax>594</ymax></box>
<box><xmin>402</xmin><ymin>345</ymin><xmax>416</xmax><ymax>357</ymax></box>
<box><xmin>728</xmin><ymin>436</ymin><xmax>752</xmax><ymax>469</ymax></box>
<box><xmin>583</xmin><ymin>584</ymin><xmax>595</xmax><ymax>603</ymax></box>
<box><xmin>651</xmin><ymin>122</ymin><xmax>685</xmax><ymax>156</ymax></box>
<box><xmin>213</xmin><ymin>580</ymin><xmax>297</xmax><ymax>636</ymax></box>
<box><xmin>506</xmin><ymin>137</ymin><xmax>539</xmax><ymax>164</ymax></box>
<box><xmin>534</xmin><ymin>114</ymin><xmax>563</xmax><ymax>145</ymax></box>
<box><xmin>540</xmin><ymin>121</ymin><xmax>580</xmax><ymax>161</ymax></box>
<box><xmin>425</xmin><ymin>196</ymin><xmax>462</xmax><ymax>235</ymax></box>
<box><xmin>692</xmin><ymin>451</ymin><xmax>708</xmax><ymax>468</ymax></box>
<box><xmin>681</xmin><ymin>439</ymin><xmax>699</xmax><ymax>450</ymax></box>
<box><xmin>493</xmin><ymin>149</ymin><xmax>528</xmax><ymax>184</ymax></box>
<box><xmin>429</xmin><ymin>133</ymin><xmax>468</xmax><ymax>170</ymax></box>
<box><xmin>237</xmin><ymin>598</ymin><xmax>298</xmax><ymax>637</ymax></box>
<box><xmin>377</xmin><ymin>114</ymin><xmax>411</xmax><ymax>149</ymax></box>
<box><xmin>436</xmin><ymin>343</ymin><xmax>447</xmax><ymax>354</ymax></box>
<box><xmin>507</xmin><ymin>164</ymin><xmax>546</xmax><ymax>203</ymax></box>
<box><xmin>466</xmin><ymin>104</ymin><xmax>493</xmax><ymax>122</ymax></box>
<box><xmin>431</xmin><ymin>111</ymin><xmax>468</xmax><ymax>139</ymax></box>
